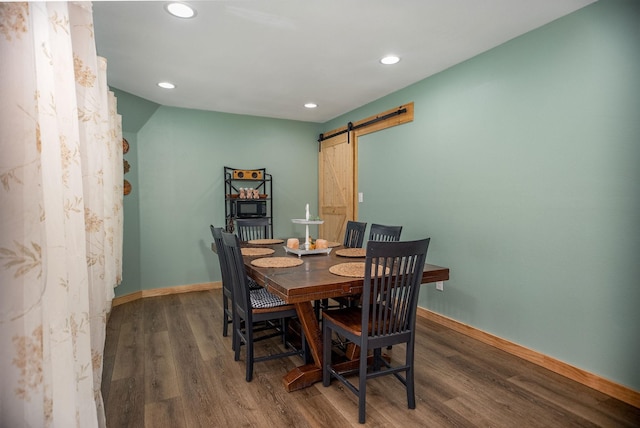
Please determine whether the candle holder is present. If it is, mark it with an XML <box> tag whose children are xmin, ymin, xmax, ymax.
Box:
<box><xmin>291</xmin><ymin>218</ymin><xmax>324</xmax><ymax>250</ymax></box>
<box><xmin>286</xmin><ymin>218</ymin><xmax>331</xmax><ymax>257</ymax></box>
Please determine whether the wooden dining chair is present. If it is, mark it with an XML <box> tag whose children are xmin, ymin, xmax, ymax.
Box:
<box><xmin>212</xmin><ymin>225</ymin><xmax>281</xmax><ymax>352</ymax></box>
<box><xmin>322</xmin><ymin>238</ymin><xmax>430</xmax><ymax>424</ymax></box>
<box><xmin>210</xmin><ymin>226</ymin><xmax>234</xmax><ymax>341</ymax></box>
<box><xmin>315</xmin><ymin>220</ymin><xmax>369</xmax><ymax>318</ymax></box>
<box><xmin>368</xmin><ymin>223</ymin><xmax>402</xmax><ymax>242</ymax></box>
<box><xmin>235</xmin><ymin>217</ymin><xmax>270</xmax><ymax>241</ymax></box>
<box><xmin>221</xmin><ymin>231</ymin><xmax>306</xmax><ymax>382</ymax></box>
<box><xmin>343</xmin><ymin>220</ymin><xmax>367</xmax><ymax>248</ymax></box>
<box><xmin>338</xmin><ymin>222</ymin><xmax>401</xmax><ymax>326</ymax></box>
<box><xmin>209</xmin><ymin>225</ymin><xmax>262</xmax><ymax>342</ymax></box>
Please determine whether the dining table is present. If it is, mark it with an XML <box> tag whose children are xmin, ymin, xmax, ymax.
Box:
<box><xmin>234</xmin><ymin>240</ymin><xmax>450</xmax><ymax>392</ymax></box>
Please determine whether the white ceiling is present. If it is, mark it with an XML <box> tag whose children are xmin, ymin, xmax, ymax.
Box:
<box><xmin>93</xmin><ymin>0</ymin><xmax>596</xmax><ymax>123</ymax></box>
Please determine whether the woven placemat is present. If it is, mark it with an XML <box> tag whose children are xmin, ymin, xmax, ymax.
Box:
<box><xmin>251</xmin><ymin>257</ymin><xmax>303</xmax><ymax>268</ymax></box>
<box><xmin>241</xmin><ymin>247</ymin><xmax>275</xmax><ymax>256</ymax></box>
<box><xmin>327</xmin><ymin>241</ymin><xmax>342</xmax><ymax>248</ymax></box>
<box><xmin>247</xmin><ymin>238</ymin><xmax>284</xmax><ymax>245</ymax></box>
<box><xmin>329</xmin><ymin>262</ymin><xmax>390</xmax><ymax>278</ymax></box>
<box><xmin>335</xmin><ymin>248</ymin><xmax>366</xmax><ymax>258</ymax></box>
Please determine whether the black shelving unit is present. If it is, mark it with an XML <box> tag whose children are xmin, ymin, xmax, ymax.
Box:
<box><xmin>224</xmin><ymin>166</ymin><xmax>273</xmax><ymax>236</ymax></box>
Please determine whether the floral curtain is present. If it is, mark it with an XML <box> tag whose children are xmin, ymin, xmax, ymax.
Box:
<box><xmin>0</xmin><ymin>2</ymin><xmax>122</xmax><ymax>427</ymax></box>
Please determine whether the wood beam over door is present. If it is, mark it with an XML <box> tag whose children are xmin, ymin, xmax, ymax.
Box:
<box><xmin>319</xmin><ymin>102</ymin><xmax>414</xmax><ymax>143</ymax></box>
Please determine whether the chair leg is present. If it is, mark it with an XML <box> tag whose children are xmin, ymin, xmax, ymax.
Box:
<box><xmin>373</xmin><ymin>348</ymin><xmax>382</xmax><ymax>371</ymax></box>
<box><xmin>322</xmin><ymin>323</ymin><xmax>332</xmax><ymax>387</ymax></box>
<box><xmin>314</xmin><ymin>300</ymin><xmax>321</xmax><ymax>321</ymax></box>
<box><xmin>406</xmin><ymin>339</ymin><xmax>416</xmax><ymax>409</ymax></box>
<box><xmin>230</xmin><ymin>316</ymin><xmax>237</xmax><ymax>352</ymax></box>
<box><xmin>222</xmin><ymin>295</ymin><xmax>229</xmax><ymax>337</ymax></box>
<box><xmin>358</xmin><ymin>344</ymin><xmax>368</xmax><ymax>424</ymax></box>
<box><xmin>246</xmin><ymin>325</ymin><xmax>254</xmax><ymax>382</ymax></box>
<box><xmin>281</xmin><ymin>317</ymin><xmax>288</xmax><ymax>347</ymax></box>
<box><xmin>301</xmin><ymin>327</ymin><xmax>311</xmax><ymax>365</ymax></box>
<box><xmin>233</xmin><ymin>324</ymin><xmax>241</xmax><ymax>362</ymax></box>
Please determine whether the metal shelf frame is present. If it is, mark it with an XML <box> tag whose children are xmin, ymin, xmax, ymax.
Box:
<box><xmin>224</xmin><ymin>166</ymin><xmax>273</xmax><ymax>237</ymax></box>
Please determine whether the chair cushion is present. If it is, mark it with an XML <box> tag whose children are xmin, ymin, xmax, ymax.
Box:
<box><xmin>247</xmin><ymin>277</ymin><xmax>261</xmax><ymax>290</ymax></box>
<box><xmin>250</xmin><ymin>287</ymin><xmax>287</xmax><ymax>309</ymax></box>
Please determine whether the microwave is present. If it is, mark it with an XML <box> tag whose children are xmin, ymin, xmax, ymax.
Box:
<box><xmin>234</xmin><ymin>199</ymin><xmax>267</xmax><ymax>218</ymax></box>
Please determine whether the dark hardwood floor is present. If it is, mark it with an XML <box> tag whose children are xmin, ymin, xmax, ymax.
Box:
<box><xmin>102</xmin><ymin>290</ymin><xmax>640</xmax><ymax>427</ymax></box>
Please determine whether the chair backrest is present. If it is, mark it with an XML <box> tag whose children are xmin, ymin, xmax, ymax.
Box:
<box><xmin>362</xmin><ymin>238</ymin><xmax>430</xmax><ymax>341</ymax></box>
<box><xmin>369</xmin><ymin>223</ymin><xmax>402</xmax><ymax>242</ymax></box>
<box><xmin>343</xmin><ymin>221</ymin><xmax>367</xmax><ymax>248</ymax></box>
<box><xmin>210</xmin><ymin>225</ymin><xmax>232</xmax><ymax>297</ymax></box>
<box><xmin>235</xmin><ymin>218</ymin><xmax>271</xmax><ymax>241</ymax></box>
<box><xmin>221</xmin><ymin>231</ymin><xmax>252</xmax><ymax>323</ymax></box>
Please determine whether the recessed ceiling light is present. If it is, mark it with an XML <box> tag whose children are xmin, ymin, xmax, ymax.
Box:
<box><xmin>380</xmin><ymin>55</ymin><xmax>400</xmax><ymax>65</ymax></box>
<box><xmin>304</xmin><ymin>103</ymin><xmax>318</xmax><ymax>109</ymax></box>
<box><xmin>157</xmin><ymin>81</ymin><xmax>176</xmax><ymax>89</ymax></box>
<box><xmin>165</xmin><ymin>2</ymin><xmax>196</xmax><ymax>19</ymax></box>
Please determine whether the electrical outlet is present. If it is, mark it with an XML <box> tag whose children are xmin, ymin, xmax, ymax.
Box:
<box><xmin>436</xmin><ymin>281</ymin><xmax>444</xmax><ymax>291</ymax></box>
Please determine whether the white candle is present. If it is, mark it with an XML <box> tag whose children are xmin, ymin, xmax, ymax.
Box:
<box><xmin>305</xmin><ymin>203</ymin><xmax>309</xmax><ymax>221</ymax></box>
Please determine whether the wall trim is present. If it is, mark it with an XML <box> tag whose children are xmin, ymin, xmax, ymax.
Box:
<box><xmin>111</xmin><ymin>282</ymin><xmax>221</xmax><ymax>307</ymax></box>
<box><xmin>417</xmin><ymin>307</ymin><xmax>640</xmax><ymax>409</ymax></box>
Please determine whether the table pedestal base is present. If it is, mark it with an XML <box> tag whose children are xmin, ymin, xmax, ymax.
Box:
<box><xmin>284</xmin><ymin>300</ymin><xmax>394</xmax><ymax>391</ymax></box>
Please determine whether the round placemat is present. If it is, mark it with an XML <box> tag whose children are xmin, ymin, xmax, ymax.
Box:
<box><xmin>241</xmin><ymin>247</ymin><xmax>275</xmax><ymax>256</ymax></box>
<box><xmin>251</xmin><ymin>257</ymin><xmax>303</xmax><ymax>268</ymax></box>
<box><xmin>335</xmin><ymin>248</ymin><xmax>366</xmax><ymax>258</ymax></box>
<box><xmin>327</xmin><ymin>241</ymin><xmax>342</xmax><ymax>248</ymax></box>
<box><xmin>247</xmin><ymin>238</ymin><xmax>284</xmax><ymax>245</ymax></box>
<box><xmin>329</xmin><ymin>262</ymin><xmax>390</xmax><ymax>278</ymax></box>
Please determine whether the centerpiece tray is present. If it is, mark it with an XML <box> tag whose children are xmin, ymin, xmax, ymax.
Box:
<box><xmin>283</xmin><ymin>246</ymin><xmax>332</xmax><ymax>257</ymax></box>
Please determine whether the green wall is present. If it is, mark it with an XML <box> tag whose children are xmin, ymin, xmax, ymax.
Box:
<box><xmin>118</xmin><ymin>131</ymin><xmax>141</xmax><ymax>297</ymax></box>
<box><xmin>115</xmin><ymin>0</ymin><xmax>639</xmax><ymax>392</ymax></box>
<box><xmin>327</xmin><ymin>0</ymin><xmax>640</xmax><ymax>391</ymax></box>
<box><xmin>118</xmin><ymin>106</ymin><xmax>320</xmax><ymax>295</ymax></box>
<box><xmin>111</xmin><ymin>87</ymin><xmax>159</xmax><ymax>134</ymax></box>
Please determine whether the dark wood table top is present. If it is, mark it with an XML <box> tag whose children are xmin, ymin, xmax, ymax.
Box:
<box><xmin>242</xmin><ymin>244</ymin><xmax>450</xmax><ymax>304</ymax></box>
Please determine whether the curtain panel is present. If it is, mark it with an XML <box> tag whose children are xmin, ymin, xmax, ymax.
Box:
<box><xmin>0</xmin><ymin>2</ymin><xmax>123</xmax><ymax>427</ymax></box>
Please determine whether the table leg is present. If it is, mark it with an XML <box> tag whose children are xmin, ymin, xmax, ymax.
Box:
<box><xmin>282</xmin><ymin>302</ymin><xmax>323</xmax><ymax>391</ymax></box>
